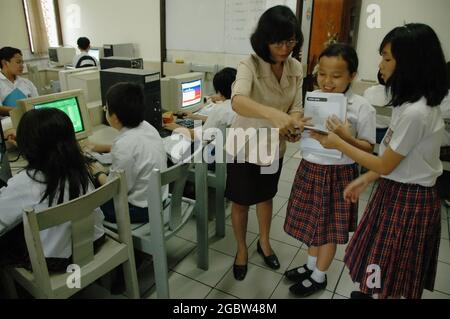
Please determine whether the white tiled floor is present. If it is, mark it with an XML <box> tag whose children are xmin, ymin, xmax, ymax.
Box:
<box><xmin>74</xmin><ymin>142</ymin><xmax>450</xmax><ymax>300</ymax></box>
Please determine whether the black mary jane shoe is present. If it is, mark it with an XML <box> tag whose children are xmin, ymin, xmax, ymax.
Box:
<box><xmin>289</xmin><ymin>275</ymin><xmax>327</xmax><ymax>297</ymax></box>
<box><xmin>233</xmin><ymin>256</ymin><xmax>248</xmax><ymax>281</ymax></box>
<box><xmin>284</xmin><ymin>264</ymin><xmax>313</xmax><ymax>282</ymax></box>
<box><xmin>350</xmin><ymin>291</ymin><xmax>374</xmax><ymax>299</ymax></box>
<box><xmin>257</xmin><ymin>241</ymin><xmax>280</xmax><ymax>270</ymax></box>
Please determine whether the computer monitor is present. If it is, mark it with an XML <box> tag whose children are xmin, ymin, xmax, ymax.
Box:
<box><xmin>12</xmin><ymin>90</ymin><xmax>93</xmax><ymax>141</ymax></box>
<box><xmin>67</xmin><ymin>70</ymin><xmax>101</xmax><ymax>103</ymax></box>
<box><xmin>59</xmin><ymin>66</ymin><xmax>99</xmax><ymax>92</ymax></box>
<box><xmin>89</xmin><ymin>47</ymin><xmax>104</xmax><ymax>61</ymax></box>
<box><xmin>48</xmin><ymin>47</ymin><xmax>76</xmax><ymax>67</ymax></box>
<box><xmin>161</xmin><ymin>72</ymin><xmax>204</xmax><ymax>113</ymax></box>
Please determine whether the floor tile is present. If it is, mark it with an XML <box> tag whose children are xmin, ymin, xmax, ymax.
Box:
<box><xmin>276</xmin><ymin>180</ymin><xmax>294</xmax><ymax>199</ymax></box>
<box><xmin>434</xmin><ymin>261</ymin><xmax>450</xmax><ymax>295</ymax></box>
<box><xmin>173</xmin><ymin>249</ymin><xmax>234</xmax><ymax>287</ymax></box>
<box><xmin>280</xmin><ymin>167</ymin><xmax>297</xmax><ymax>183</ymax></box>
<box><xmin>209</xmin><ymin>225</ymin><xmax>257</xmax><ymax>257</ymax></box>
<box><xmin>332</xmin><ymin>293</ymin><xmax>348</xmax><ymax>299</ymax></box>
<box><xmin>438</xmin><ymin>239</ymin><xmax>450</xmax><ymax>264</ymax></box>
<box><xmin>335</xmin><ymin>268</ymin><xmax>360</xmax><ymax>298</ymax></box>
<box><xmin>215</xmin><ymin>265</ymin><xmax>282</xmax><ymax>299</ymax></box>
<box><xmin>206</xmin><ymin>289</ymin><xmax>238</xmax><ymax>299</ymax></box>
<box><xmin>422</xmin><ymin>289</ymin><xmax>450</xmax><ymax>299</ymax></box>
<box><xmin>146</xmin><ymin>272</ymin><xmax>212</xmax><ymax>299</ymax></box>
<box><xmin>166</xmin><ymin>235</ymin><xmax>197</xmax><ymax>268</ymax></box>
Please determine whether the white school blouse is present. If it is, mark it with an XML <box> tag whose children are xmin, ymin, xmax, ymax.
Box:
<box><xmin>302</xmin><ymin>90</ymin><xmax>376</xmax><ymax>166</ymax></box>
<box><xmin>0</xmin><ymin>73</ymin><xmax>38</xmax><ymax>106</ymax></box>
<box><xmin>380</xmin><ymin>97</ymin><xmax>444</xmax><ymax>186</ymax></box>
<box><xmin>0</xmin><ymin>170</ymin><xmax>105</xmax><ymax>258</ymax></box>
<box><xmin>107</xmin><ymin>121</ymin><xmax>168</xmax><ymax>208</ymax></box>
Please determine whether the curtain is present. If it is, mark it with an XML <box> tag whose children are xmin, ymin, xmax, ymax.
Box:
<box><xmin>23</xmin><ymin>0</ymin><xmax>49</xmax><ymax>54</ymax></box>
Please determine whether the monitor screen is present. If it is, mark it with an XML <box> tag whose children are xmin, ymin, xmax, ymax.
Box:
<box><xmin>181</xmin><ymin>79</ymin><xmax>202</xmax><ymax>108</ymax></box>
<box><xmin>33</xmin><ymin>97</ymin><xmax>85</xmax><ymax>133</ymax></box>
<box><xmin>48</xmin><ymin>48</ymin><xmax>58</xmax><ymax>63</ymax></box>
<box><xmin>89</xmin><ymin>49</ymin><xmax>100</xmax><ymax>61</ymax></box>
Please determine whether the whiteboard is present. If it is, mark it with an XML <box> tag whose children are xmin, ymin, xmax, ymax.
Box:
<box><xmin>166</xmin><ymin>0</ymin><xmax>298</xmax><ymax>54</ymax></box>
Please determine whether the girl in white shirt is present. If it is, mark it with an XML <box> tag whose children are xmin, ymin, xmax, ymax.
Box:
<box><xmin>0</xmin><ymin>47</ymin><xmax>38</xmax><ymax>116</ymax></box>
<box><xmin>284</xmin><ymin>43</ymin><xmax>376</xmax><ymax>297</ymax></box>
<box><xmin>0</xmin><ymin>108</ymin><xmax>104</xmax><ymax>271</ymax></box>
<box><xmin>312</xmin><ymin>23</ymin><xmax>447</xmax><ymax>299</ymax></box>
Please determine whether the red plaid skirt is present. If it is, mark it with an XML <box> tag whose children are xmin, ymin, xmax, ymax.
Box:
<box><xmin>284</xmin><ymin>160</ymin><xmax>359</xmax><ymax>246</ymax></box>
<box><xmin>344</xmin><ymin>178</ymin><xmax>441</xmax><ymax>299</ymax></box>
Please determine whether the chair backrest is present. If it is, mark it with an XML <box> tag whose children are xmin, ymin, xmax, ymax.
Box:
<box><xmin>22</xmin><ymin>170</ymin><xmax>132</xmax><ymax>290</ymax></box>
<box><xmin>148</xmin><ymin>145</ymin><xmax>202</xmax><ymax>233</ymax></box>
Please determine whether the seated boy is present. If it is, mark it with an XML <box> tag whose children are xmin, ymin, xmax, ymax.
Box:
<box><xmin>88</xmin><ymin>82</ymin><xmax>168</xmax><ymax>223</ymax></box>
<box><xmin>164</xmin><ymin>67</ymin><xmax>237</xmax><ymax>140</ymax></box>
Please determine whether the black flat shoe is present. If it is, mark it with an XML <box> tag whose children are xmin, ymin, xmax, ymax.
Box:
<box><xmin>233</xmin><ymin>256</ymin><xmax>248</xmax><ymax>281</ymax></box>
<box><xmin>350</xmin><ymin>291</ymin><xmax>373</xmax><ymax>299</ymax></box>
<box><xmin>284</xmin><ymin>264</ymin><xmax>313</xmax><ymax>282</ymax></box>
<box><xmin>257</xmin><ymin>240</ymin><xmax>280</xmax><ymax>270</ymax></box>
<box><xmin>289</xmin><ymin>275</ymin><xmax>327</xmax><ymax>297</ymax></box>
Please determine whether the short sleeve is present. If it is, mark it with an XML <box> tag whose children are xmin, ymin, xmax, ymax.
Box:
<box><xmin>231</xmin><ymin>61</ymin><xmax>253</xmax><ymax>100</ymax></box>
<box><xmin>388</xmin><ymin>110</ymin><xmax>426</xmax><ymax>156</ymax></box>
<box><xmin>356</xmin><ymin>102</ymin><xmax>376</xmax><ymax>145</ymax></box>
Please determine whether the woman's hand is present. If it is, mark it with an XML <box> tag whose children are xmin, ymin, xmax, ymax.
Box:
<box><xmin>326</xmin><ymin>115</ymin><xmax>352</xmax><ymax>140</ymax></box>
<box><xmin>343</xmin><ymin>175</ymin><xmax>370</xmax><ymax>203</ymax></box>
<box><xmin>310</xmin><ymin>131</ymin><xmax>342</xmax><ymax>149</ymax></box>
<box><xmin>268</xmin><ymin>109</ymin><xmax>306</xmax><ymax>138</ymax></box>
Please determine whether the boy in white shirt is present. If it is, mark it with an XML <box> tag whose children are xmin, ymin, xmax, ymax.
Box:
<box><xmin>89</xmin><ymin>82</ymin><xmax>167</xmax><ymax>223</ymax></box>
<box><xmin>72</xmin><ymin>37</ymin><xmax>99</xmax><ymax>69</ymax></box>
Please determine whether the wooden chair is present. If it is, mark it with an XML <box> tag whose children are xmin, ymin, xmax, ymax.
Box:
<box><xmin>2</xmin><ymin>170</ymin><xmax>139</xmax><ymax>299</ymax></box>
<box><xmin>126</xmin><ymin>146</ymin><xmax>208</xmax><ymax>298</ymax></box>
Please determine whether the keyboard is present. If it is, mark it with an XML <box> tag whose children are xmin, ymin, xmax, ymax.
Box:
<box><xmin>84</xmin><ymin>151</ymin><xmax>112</xmax><ymax>165</ymax></box>
<box><xmin>176</xmin><ymin>118</ymin><xmax>195</xmax><ymax>129</ymax></box>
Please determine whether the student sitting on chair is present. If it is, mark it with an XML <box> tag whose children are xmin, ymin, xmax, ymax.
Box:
<box><xmin>0</xmin><ymin>47</ymin><xmax>38</xmax><ymax>116</ymax></box>
<box><xmin>87</xmin><ymin>82</ymin><xmax>168</xmax><ymax>223</ymax></box>
<box><xmin>163</xmin><ymin>67</ymin><xmax>238</xmax><ymax>140</ymax></box>
<box><xmin>0</xmin><ymin>108</ymin><xmax>105</xmax><ymax>272</ymax></box>
<box><xmin>72</xmin><ymin>37</ymin><xmax>98</xmax><ymax>69</ymax></box>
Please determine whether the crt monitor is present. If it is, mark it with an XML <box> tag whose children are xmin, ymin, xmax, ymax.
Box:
<box><xmin>12</xmin><ymin>89</ymin><xmax>93</xmax><ymax>141</ymax></box>
<box><xmin>161</xmin><ymin>72</ymin><xmax>204</xmax><ymax>113</ymax></box>
<box><xmin>89</xmin><ymin>47</ymin><xmax>104</xmax><ymax>61</ymax></box>
<box><xmin>48</xmin><ymin>47</ymin><xmax>76</xmax><ymax>67</ymax></box>
<box><xmin>67</xmin><ymin>70</ymin><xmax>101</xmax><ymax>104</ymax></box>
<box><xmin>59</xmin><ymin>66</ymin><xmax>99</xmax><ymax>92</ymax></box>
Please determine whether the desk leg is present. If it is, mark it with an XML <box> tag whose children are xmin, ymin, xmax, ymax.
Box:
<box><xmin>195</xmin><ymin>161</ymin><xmax>209</xmax><ymax>270</ymax></box>
<box><xmin>215</xmin><ymin>163</ymin><xmax>226</xmax><ymax>238</ymax></box>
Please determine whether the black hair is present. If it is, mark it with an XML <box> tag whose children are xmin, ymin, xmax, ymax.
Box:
<box><xmin>0</xmin><ymin>47</ymin><xmax>22</xmax><ymax>69</ymax></box>
<box><xmin>77</xmin><ymin>37</ymin><xmax>91</xmax><ymax>51</ymax></box>
<box><xmin>16</xmin><ymin>108</ymin><xmax>90</xmax><ymax>206</ymax></box>
<box><xmin>377</xmin><ymin>70</ymin><xmax>386</xmax><ymax>86</ymax></box>
<box><xmin>318</xmin><ymin>43</ymin><xmax>359</xmax><ymax>74</ymax></box>
<box><xmin>250</xmin><ymin>5</ymin><xmax>303</xmax><ymax>64</ymax></box>
<box><xmin>379</xmin><ymin>23</ymin><xmax>448</xmax><ymax>107</ymax></box>
<box><xmin>446</xmin><ymin>61</ymin><xmax>450</xmax><ymax>90</ymax></box>
<box><xmin>213</xmin><ymin>67</ymin><xmax>237</xmax><ymax>99</ymax></box>
<box><xmin>106</xmin><ymin>82</ymin><xmax>145</xmax><ymax>128</ymax></box>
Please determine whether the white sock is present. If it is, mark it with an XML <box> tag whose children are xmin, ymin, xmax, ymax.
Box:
<box><xmin>296</xmin><ymin>255</ymin><xmax>316</xmax><ymax>274</ymax></box>
<box><xmin>306</xmin><ymin>255</ymin><xmax>317</xmax><ymax>271</ymax></box>
<box><xmin>310</xmin><ymin>269</ymin><xmax>326</xmax><ymax>283</ymax></box>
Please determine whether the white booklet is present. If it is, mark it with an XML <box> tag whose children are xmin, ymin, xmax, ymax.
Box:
<box><xmin>301</xmin><ymin>92</ymin><xmax>347</xmax><ymax>159</ymax></box>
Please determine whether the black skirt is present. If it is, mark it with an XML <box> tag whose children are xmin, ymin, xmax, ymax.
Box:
<box><xmin>225</xmin><ymin>159</ymin><xmax>283</xmax><ymax>206</ymax></box>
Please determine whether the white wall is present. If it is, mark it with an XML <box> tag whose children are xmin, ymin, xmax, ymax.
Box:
<box><xmin>356</xmin><ymin>0</ymin><xmax>450</xmax><ymax>81</ymax></box>
<box><xmin>0</xmin><ymin>0</ymin><xmax>30</xmax><ymax>52</ymax></box>
<box><xmin>58</xmin><ymin>0</ymin><xmax>161</xmax><ymax>61</ymax></box>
